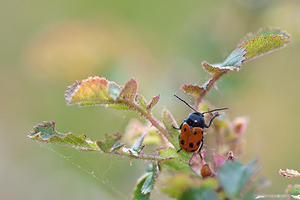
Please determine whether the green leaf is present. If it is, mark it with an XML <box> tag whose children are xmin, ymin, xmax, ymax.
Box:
<box><xmin>286</xmin><ymin>185</ymin><xmax>300</xmax><ymax>196</ymax></box>
<box><xmin>133</xmin><ymin>163</ymin><xmax>158</xmax><ymax>200</ymax></box>
<box><xmin>28</xmin><ymin>121</ymin><xmax>100</xmax><ymax>151</ymax></box>
<box><xmin>184</xmin><ymin>27</ymin><xmax>289</xmax><ymax>103</ymax></box>
<box><xmin>106</xmin><ymin>104</ymin><xmax>130</xmax><ymax>110</ymax></box>
<box><xmin>131</xmin><ymin>132</ymin><xmax>146</xmax><ymax>152</ymax></box>
<box><xmin>203</xmin><ymin>48</ymin><xmax>246</xmax><ymax>77</ymax></box>
<box><xmin>179</xmin><ymin>187</ymin><xmax>219</xmax><ymax>200</ymax></box>
<box><xmin>218</xmin><ymin>159</ymin><xmax>260</xmax><ymax>198</ymax></box>
<box><xmin>159</xmin><ymin>158</ymin><xmax>192</xmax><ymax>174</ymax></box>
<box><xmin>141</xmin><ymin>164</ymin><xmax>158</xmax><ymax>194</ymax></box>
<box><xmin>137</xmin><ymin>95</ymin><xmax>147</xmax><ymax>110</ymax></box>
<box><xmin>242</xmin><ymin>27</ymin><xmax>288</xmax><ymax>42</ymax></box>
<box><xmin>162</xmin><ymin>109</ymin><xmax>180</xmax><ymax>148</ymax></box>
<box><xmin>158</xmin><ymin>148</ymin><xmax>180</xmax><ymax>158</ymax></box>
<box><xmin>119</xmin><ymin>133</ymin><xmax>147</xmax><ymax>158</ymax></box>
<box><xmin>157</xmin><ymin>147</ymin><xmax>190</xmax><ymax>160</ymax></box>
<box><xmin>239</xmin><ymin>27</ymin><xmax>290</xmax><ymax>61</ymax></box>
<box><xmin>108</xmin><ymin>82</ymin><xmax>122</xmax><ymax>101</ymax></box>
<box><xmin>201</xmin><ymin>48</ymin><xmax>246</xmax><ymax>79</ymax></box>
<box><xmin>133</xmin><ymin>173</ymin><xmax>150</xmax><ymax>200</ymax></box>
<box><xmin>96</xmin><ymin>133</ymin><xmax>123</xmax><ymax>153</ymax></box>
<box><xmin>221</xmin><ymin>48</ymin><xmax>247</xmax><ymax>68</ymax></box>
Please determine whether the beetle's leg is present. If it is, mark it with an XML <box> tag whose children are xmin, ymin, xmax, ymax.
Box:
<box><xmin>177</xmin><ymin>148</ymin><xmax>182</xmax><ymax>153</ymax></box>
<box><xmin>198</xmin><ymin>152</ymin><xmax>203</xmax><ymax>160</ymax></box>
<box><xmin>198</xmin><ymin>137</ymin><xmax>204</xmax><ymax>160</ymax></box>
<box><xmin>172</xmin><ymin>126</ymin><xmax>180</xmax><ymax>130</ymax></box>
<box><xmin>204</xmin><ymin>113</ymin><xmax>219</xmax><ymax>128</ymax></box>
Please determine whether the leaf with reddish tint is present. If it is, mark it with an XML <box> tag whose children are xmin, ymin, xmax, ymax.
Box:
<box><xmin>189</xmin><ymin>153</ymin><xmax>204</xmax><ymax>176</ymax></box>
<box><xmin>292</xmin><ymin>195</ymin><xmax>300</xmax><ymax>200</ymax></box>
<box><xmin>239</xmin><ymin>27</ymin><xmax>290</xmax><ymax>61</ymax></box>
<box><xmin>201</xmin><ymin>48</ymin><xmax>246</xmax><ymax>79</ymax></box>
<box><xmin>243</xmin><ymin>27</ymin><xmax>284</xmax><ymax>40</ymax></box>
<box><xmin>203</xmin><ymin>47</ymin><xmax>246</xmax><ymax>75</ymax></box>
<box><xmin>233</xmin><ymin>117</ymin><xmax>249</xmax><ymax>137</ymax></box>
<box><xmin>96</xmin><ymin>133</ymin><xmax>123</xmax><ymax>153</ymax></box>
<box><xmin>213</xmin><ymin>154</ymin><xmax>227</xmax><ymax>170</ymax></box>
<box><xmin>181</xmin><ymin>84</ymin><xmax>205</xmax><ymax>99</ymax></box>
<box><xmin>183</xmin><ymin>28</ymin><xmax>289</xmax><ymax>102</ymax></box>
<box><xmin>202</xmin><ymin>62</ymin><xmax>236</xmax><ymax>77</ymax></box>
<box><xmin>201</xmin><ymin>164</ymin><xmax>213</xmax><ymax>178</ymax></box>
<box><xmin>279</xmin><ymin>169</ymin><xmax>300</xmax><ymax>178</ymax></box>
<box><xmin>28</xmin><ymin>121</ymin><xmax>100</xmax><ymax>151</ymax></box>
<box><xmin>119</xmin><ymin>78</ymin><xmax>138</xmax><ymax>102</ymax></box>
<box><xmin>65</xmin><ymin>77</ymin><xmax>137</xmax><ymax>110</ymax></box>
<box><xmin>147</xmin><ymin>95</ymin><xmax>160</xmax><ymax>111</ymax></box>
<box><xmin>65</xmin><ymin>80</ymin><xmax>81</xmax><ymax>103</ymax></box>
<box><xmin>65</xmin><ymin>76</ymin><xmax>115</xmax><ymax>106</ymax></box>
<box><xmin>65</xmin><ymin>76</ymin><xmax>162</xmax><ymax>113</ymax></box>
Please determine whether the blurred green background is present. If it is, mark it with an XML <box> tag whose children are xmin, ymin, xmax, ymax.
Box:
<box><xmin>1</xmin><ymin>0</ymin><xmax>300</xmax><ymax>199</ymax></box>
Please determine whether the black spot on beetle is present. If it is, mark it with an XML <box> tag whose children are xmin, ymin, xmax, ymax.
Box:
<box><xmin>197</xmin><ymin>141</ymin><xmax>201</xmax><ymax>146</ymax></box>
<box><xmin>193</xmin><ymin>131</ymin><xmax>197</xmax><ymax>135</ymax></box>
<box><xmin>180</xmin><ymin>140</ymin><xmax>185</xmax><ymax>145</ymax></box>
<box><xmin>189</xmin><ymin>142</ymin><xmax>194</xmax><ymax>148</ymax></box>
<box><xmin>191</xmin><ymin>149</ymin><xmax>196</xmax><ymax>152</ymax></box>
<box><xmin>184</xmin><ymin>127</ymin><xmax>187</xmax><ymax>132</ymax></box>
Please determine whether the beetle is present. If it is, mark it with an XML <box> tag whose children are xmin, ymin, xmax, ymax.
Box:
<box><xmin>173</xmin><ymin>95</ymin><xmax>228</xmax><ymax>159</ymax></box>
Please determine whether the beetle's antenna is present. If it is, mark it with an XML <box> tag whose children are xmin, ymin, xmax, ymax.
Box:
<box><xmin>202</xmin><ymin>107</ymin><xmax>228</xmax><ymax>115</ymax></box>
<box><xmin>174</xmin><ymin>95</ymin><xmax>197</xmax><ymax>112</ymax></box>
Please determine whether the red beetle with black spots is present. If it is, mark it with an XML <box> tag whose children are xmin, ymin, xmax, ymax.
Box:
<box><xmin>173</xmin><ymin>95</ymin><xmax>228</xmax><ymax>159</ymax></box>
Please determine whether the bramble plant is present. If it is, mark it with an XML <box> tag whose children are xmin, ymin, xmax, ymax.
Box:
<box><xmin>28</xmin><ymin>27</ymin><xmax>290</xmax><ymax>200</ymax></box>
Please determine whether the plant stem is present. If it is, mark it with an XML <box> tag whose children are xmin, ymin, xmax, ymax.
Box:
<box><xmin>116</xmin><ymin>150</ymin><xmax>164</xmax><ymax>162</ymax></box>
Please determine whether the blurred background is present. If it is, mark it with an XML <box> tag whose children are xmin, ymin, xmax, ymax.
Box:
<box><xmin>1</xmin><ymin>0</ymin><xmax>300</xmax><ymax>199</ymax></box>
